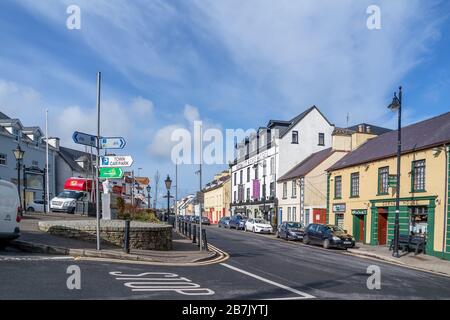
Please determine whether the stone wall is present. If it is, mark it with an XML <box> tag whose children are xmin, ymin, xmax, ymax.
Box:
<box><xmin>38</xmin><ymin>220</ymin><xmax>172</xmax><ymax>251</ymax></box>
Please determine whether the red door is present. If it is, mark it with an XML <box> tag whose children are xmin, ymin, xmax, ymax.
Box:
<box><xmin>313</xmin><ymin>209</ymin><xmax>327</xmax><ymax>224</ymax></box>
<box><xmin>358</xmin><ymin>216</ymin><xmax>365</xmax><ymax>242</ymax></box>
<box><xmin>377</xmin><ymin>208</ymin><xmax>388</xmax><ymax>245</ymax></box>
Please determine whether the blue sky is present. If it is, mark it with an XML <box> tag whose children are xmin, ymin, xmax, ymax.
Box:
<box><xmin>1</xmin><ymin>0</ymin><xmax>449</xmax><ymax>206</ymax></box>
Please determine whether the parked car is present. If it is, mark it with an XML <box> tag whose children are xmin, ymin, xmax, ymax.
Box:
<box><xmin>277</xmin><ymin>221</ymin><xmax>305</xmax><ymax>241</ymax></box>
<box><xmin>50</xmin><ymin>190</ymin><xmax>86</xmax><ymax>213</ymax></box>
<box><xmin>27</xmin><ymin>200</ymin><xmax>46</xmax><ymax>212</ymax></box>
<box><xmin>218</xmin><ymin>216</ymin><xmax>231</xmax><ymax>228</ymax></box>
<box><xmin>229</xmin><ymin>215</ymin><xmax>245</xmax><ymax>230</ymax></box>
<box><xmin>245</xmin><ymin>218</ymin><xmax>273</xmax><ymax>234</ymax></box>
<box><xmin>238</xmin><ymin>218</ymin><xmax>247</xmax><ymax>230</ymax></box>
<box><xmin>0</xmin><ymin>179</ymin><xmax>21</xmax><ymax>248</ymax></box>
<box><xmin>303</xmin><ymin>224</ymin><xmax>355</xmax><ymax>249</ymax></box>
<box><xmin>201</xmin><ymin>217</ymin><xmax>211</xmax><ymax>225</ymax></box>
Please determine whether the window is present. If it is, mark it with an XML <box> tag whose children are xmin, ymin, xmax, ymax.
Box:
<box><xmin>287</xmin><ymin>207</ymin><xmax>292</xmax><ymax>221</ymax></box>
<box><xmin>234</xmin><ymin>172</ymin><xmax>237</xmax><ymax>186</ymax></box>
<box><xmin>350</xmin><ymin>172</ymin><xmax>359</xmax><ymax>197</ymax></box>
<box><xmin>262</xmin><ymin>183</ymin><xmax>266</xmax><ymax>199</ymax></box>
<box><xmin>292</xmin><ymin>207</ymin><xmax>297</xmax><ymax>221</ymax></box>
<box><xmin>239</xmin><ymin>170</ymin><xmax>243</xmax><ymax>184</ymax></box>
<box><xmin>292</xmin><ymin>131</ymin><xmax>298</xmax><ymax>144</ymax></box>
<box><xmin>32</xmin><ymin>160</ymin><xmax>39</xmax><ymax>167</ymax></box>
<box><xmin>254</xmin><ymin>166</ymin><xmax>258</xmax><ymax>180</ymax></box>
<box><xmin>334</xmin><ymin>176</ymin><xmax>342</xmax><ymax>199</ymax></box>
<box><xmin>0</xmin><ymin>153</ymin><xmax>6</xmax><ymax>166</ymax></box>
<box><xmin>412</xmin><ymin>160</ymin><xmax>426</xmax><ymax>192</ymax></box>
<box><xmin>246</xmin><ymin>188</ymin><xmax>250</xmax><ymax>201</ymax></box>
<box><xmin>318</xmin><ymin>133</ymin><xmax>325</xmax><ymax>146</ymax></box>
<box><xmin>291</xmin><ymin>179</ymin><xmax>297</xmax><ymax>198</ymax></box>
<box><xmin>378</xmin><ymin>167</ymin><xmax>389</xmax><ymax>195</ymax></box>
<box><xmin>409</xmin><ymin>206</ymin><xmax>428</xmax><ymax>235</ymax></box>
<box><xmin>233</xmin><ymin>191</ymin><xmax>237</xmax><ymax>202</ymax></box>
<box><xmin>270</xmin><ymin>182</ymin><xmax>275</xmax><ymax>197</ymax></box>
<box><xmin>270</xmin><ymin>157</ymin><xmax>275</xmax><ymax>175</ymax></box>
<box><xmin>246</xmin><ymin>167</ymin><xmax>250</xmax><ymax>182</ymax></box>
<box><xmin>283</xmin><ymin>182</ymin><xmax>287</xmax><ymax>198</ymax></box>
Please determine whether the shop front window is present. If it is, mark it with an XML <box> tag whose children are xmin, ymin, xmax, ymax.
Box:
<box><xmin>409</xmin><ymin>206</ymin><xmax>428</xmax><ymax>235</ymax></box>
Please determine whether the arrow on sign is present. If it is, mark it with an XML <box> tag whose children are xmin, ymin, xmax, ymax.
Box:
<box><xmin>72</xmin><ymin>131</ymin><xmax>97</xmax><ymax>147</ymax></box>
<box><xmin>100</xmin><ymin>137</ymin><xmax>126</xmax><ymax>149</ymax></box>
<box><xmin>100</xmin><ymin>155</ymin><xmax>134</xmax><ymax>168</ymax></box>
<box><xmin>99</xmin><ymin>167</ymin><xmax>124</xmax><ymax>179</ymax></box>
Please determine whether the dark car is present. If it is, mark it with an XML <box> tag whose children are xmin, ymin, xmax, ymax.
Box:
<box><xmin>303</xmin><ymin>224</ymin><xmax>355</xmax><ymax>249</ymax></box>
<box><xmin>229</xmin><ymin>215</ymin><xmax>246</xmax><ymax>230</ymax></box>
<box><xmin>201</xmin><ymin>216</ymin><xmax>211</xmax><ymax>225</ymax></box>
<box><xmin>277</xmin><ymin>221</ymin><xmax>305</xmax><ymax>241</ymax></box>
<box><xmin>218</xmin><ymin>216</ymin><xmax>231</xmax><ymax>228</ymax></box>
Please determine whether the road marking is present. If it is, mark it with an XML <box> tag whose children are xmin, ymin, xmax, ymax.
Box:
<box><xmin>110</xmin><ymin>271</ymin><xmax>215</xmax><ymax>296</ymax></box>
<box><xmin>0</xmin><ymin>255</ymin><xmax>74</xmax><ymax>261</ymax></box>
<box><xmin>220</xmin><ymin>263</ymin><xmax>315</xmax><ymax>299</ymax></box>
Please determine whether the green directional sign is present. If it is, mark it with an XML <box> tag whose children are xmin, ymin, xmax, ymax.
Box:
<box><xmin>99</xmin><ymin>167</ymin><xmax>123</xmax><ymax>179</ymax></box>
<box><xmin>388</xmin><ymin>174</ymin><xmax>398</xmax><ymax>188</ymax></box>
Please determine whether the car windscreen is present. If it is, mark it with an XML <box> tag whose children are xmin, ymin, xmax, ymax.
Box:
<box><xmin>327</xmin><ymin>225</ymin><xmax>346</xmax><ymax>234</ymax></box>
<box><xmin>254</xmin><ymin>219</ymin><xmax>267</xmax><ymax>224</ymax></box>
<box><xmin>287</xmin><ymin>222</ymin><xmax>303</xmax><ymax>229</ymax></box>
<box><xmin>57</xmin><ymin>191</ymin><xmax>80</xmax><ymax>199</ymax></box>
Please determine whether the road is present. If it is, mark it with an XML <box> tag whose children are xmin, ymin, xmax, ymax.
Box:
<box><xmin>1</xmin><ymin>225</ymin><xmax>450</xmax><ymax>299</ymax></box>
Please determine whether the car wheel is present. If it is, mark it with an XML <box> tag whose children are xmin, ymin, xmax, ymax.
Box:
<box><xmin>0</xmin><ymin>240</ymin><xmax>8</xmax><ymax>250</ymax></box>
<box><xmin>323</xmin><ymin>239</ymin><xmax>330</xmax><ymax>249</ymax></box>
<box><xmin>303</xmin><ymin>235</ymin><xmax>310</xmax><ymax>245</ymax></box>
<box><xmin>27</xmin><ymin>207</ymin><xmax>35</xmax><ymax>212</ymax></box>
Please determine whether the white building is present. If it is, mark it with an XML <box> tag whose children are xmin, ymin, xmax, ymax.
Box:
<box><xmin>230</xmin><ymin>106</ymin><xmax>334</xmax><ymax>225</ymax></box>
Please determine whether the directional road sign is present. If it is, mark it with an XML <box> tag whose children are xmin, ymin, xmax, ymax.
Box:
<box><xmin>99</xmin><ymin>137</ymin><xmax>126</xmax><ymax>149</ymax></box>
<box><xmin>99</xmin><ymin>167</ymin><xmax>124</xmax><ymax>179</ymax></box>
<box><xmin>388</xmin><ymin>174</ymin><xmax>398</xmax><ymax>188</ymax></box>
<box><xmin>72</xmin><ymin>131</ymin><xmax>97</xmax><ymax>147</ymax></box>
<box><xmin>100</xmin><ymin>155</ymin><xmax>134</xmax><ymax>168</ymax></box>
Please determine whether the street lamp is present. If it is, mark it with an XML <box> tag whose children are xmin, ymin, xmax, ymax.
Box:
<box><xmin>387</xmin><ymin>86</ymin><xmax>402</xmax><ymax>258</ymax></box>
<box><xmin>146</xmin><ymin>185</ymin><xmax>151</xmax><ymax>209</ymax></box>
<box><xmin>165</xmin><ymin>175</ymin><xmax>172</xmax><ymax>222</ymax></box>
<box><xmin>13</xmin><ymin>144</ymin><xmax>25</xmax><ymax>211</ymax></box>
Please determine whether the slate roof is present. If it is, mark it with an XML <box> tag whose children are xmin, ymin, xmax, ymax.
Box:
<box><xmin>278</xmin><ymin>148</ymin><xmax>334</xmax><ymax>182</ymax></box>
<box><xmin>346</xmin><ymin>123</ymin><xmax>392</xmax><ymax>135</ymax></box>
<box><xmin>0</xmin><ymin>111</ymin><xmax>10</xmax><ymax>120</ymax></box>
<box><xmin>328</xmin><ymin>112</ymin><xmax>450</xmax><ymax>171</ymax></box>
<box><xmin>58</xmin><ymin>146</ymin><xmax>95</xmax><ymax>172</ymax></box>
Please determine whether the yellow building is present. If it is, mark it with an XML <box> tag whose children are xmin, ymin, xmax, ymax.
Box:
<box><xmin>203</xmin><ymin>170</ymin><xmax>231</xmax><ymax>224</ymax></box>
<box><xmin>327</xmin><ymin>112</ymin><xmax>450</xmax><ymax>260</ymax></box>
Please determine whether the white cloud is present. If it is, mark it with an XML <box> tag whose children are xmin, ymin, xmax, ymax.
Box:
<box><xmin>183</xmin><ymin>104</ymin><xmax>200</xmax><ymax>123</ymax></box>
<box><xmin>148</xmin><ymin>124</ymin><xmax>183</xmax><ymax>158</ymax></box>
<box><xmin>132</xmin><ymin>96</ymin><xmax>154</xmax><ymax>116</ymax></box>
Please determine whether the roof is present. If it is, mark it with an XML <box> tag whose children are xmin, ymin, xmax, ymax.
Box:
<box><xmin>278</xmin><ymin>148</ymin><xmax>334</xmax><ymax>181</ymax></box>
<box><xmin>346</xmin><ymin>123</ymin><xmax>392</xmax><ymax>135</ymax></box>
<box><xmin>58</xmin><ymin>146</ymin><xmax>95</xmax><ymax>173</ymax></box>
<box><xmin>328</xmin><ymin>112</ymin><xmax>450</xmax><ymax>171</ymax></box>
<box><xmin>0</xmin><ymin>111</ymin><xmax>10</xmax><ymax>120</ymax></box>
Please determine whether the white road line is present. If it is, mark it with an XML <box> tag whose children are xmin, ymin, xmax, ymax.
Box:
<box><xmin>220</xmin><ymin>263</ymin><xmax>315</xmax><ymax>299</ymax></box>
<box><xmin>0</xmin><ymin>256</ymin><xmax>74</xmax><ymax>261</ymax></box>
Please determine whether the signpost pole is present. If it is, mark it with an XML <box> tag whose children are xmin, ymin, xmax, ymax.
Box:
<box><xmin>95</xmin><ymin>72</ymin><xmax>102</xmax><ymax>251</ymax></box>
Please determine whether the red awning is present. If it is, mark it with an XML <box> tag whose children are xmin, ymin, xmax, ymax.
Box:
<box><xmin>64</xmin><ymin>178</ymin><xmax>93</xmax><ymax>192</ymax></box>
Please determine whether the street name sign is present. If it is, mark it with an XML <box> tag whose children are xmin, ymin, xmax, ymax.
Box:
<box><xmin>99</xmin><ymin>167</ymin><xmax>124</xmax><ymax>179</ymax></box>
<box><xmin>99</xmin><ymin>137</ymin><xmax>126</xmax><ymax>149</ymax></box>
<box><xmin>100</xmin><ymin>155</ymin><xmax>134</xmax><ymax>168</ymax></box>
<box><xmin>72</xmin><ymin>131</ymin><xmax>97</xmax><ymax>147</ymax></box>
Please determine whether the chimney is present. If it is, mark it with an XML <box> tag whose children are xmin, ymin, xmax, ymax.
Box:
<box><xmin>47</xmin><ymin>137</ymin><xmax>60</xmax><ymax>150</ymax></box>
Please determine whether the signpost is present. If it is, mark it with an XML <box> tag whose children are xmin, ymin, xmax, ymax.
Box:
<box><xmin>388</xmin><ymin>174</ymin><xmax>398</xmax><ymax>188</ymax></box>
<box><xmin>72</xmin><ymin>131</ymin><xmax>97</xmax><ymax>147</ymax></box>
<box><xmin>100</xmin><ymin>155</ymin><xmax>133</xmax><ymax>168</ymax></box>
<box><xmin>99</xmin><ymin>167</ymin><xmax>124</xmax><ymax>179</ymax></box>
<box><xmin>99</xmin><ymin>137</ymin><xmax>126</xmax><ymax>149</ymax></box>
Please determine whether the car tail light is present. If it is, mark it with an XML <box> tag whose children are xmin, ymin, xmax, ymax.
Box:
<box><xmin>16</xmin><ymin>207</ymin><xmax>22</xmax><ymax>223</ymax></box>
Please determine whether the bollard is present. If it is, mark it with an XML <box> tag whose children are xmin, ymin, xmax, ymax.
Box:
<box><xmin>197</xmin><ymin>228</ymin><xmax>201</xmax><ymax>247</ymax></box>
<box><xmin>192</xmin><ymin>224</ymin><xmax>197</xmax><ymax>243</ymax></box>
<box><xmin>202</xmin><ymin>229</ymin><xmax>208</xmax><ymax>251</ymax></box>
<box><xmin>124</xmin><ymin>219</ymin><xmax>130</xmax><ymax>254</ymax></box>
<box><xmin>188</xmin><ymin>222</ymin><xmax>192</xmax><ymax>239</ymax></box>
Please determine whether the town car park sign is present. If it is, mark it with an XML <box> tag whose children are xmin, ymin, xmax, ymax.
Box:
<box><xmin>100</xmin><ymin>155</ymin><xmax>134</xmax><ymax>168</ymax></box>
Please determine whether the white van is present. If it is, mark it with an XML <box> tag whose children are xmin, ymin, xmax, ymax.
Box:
<box><xmin>0</xmin><ymin>179</ymin><xmax>21</xmax><ymax>247</ymax></box>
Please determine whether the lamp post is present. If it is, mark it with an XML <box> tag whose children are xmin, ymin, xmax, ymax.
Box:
<box><xmin>13</xmin><ymin>144</ymin><xmax>25</xmax><ymax>212</ymax></box>
<box><xmin>165</xmin><ymin>175</ymin><xmax>172</xmax><ymax>222</ymax></box>
<box><xmin>387</xmin><ymin>86</ymin><xmax>402</xmax><ymax>258</ymax></box>
<box><xmin>146</xmin><ymin>185</ymin><xmax>151</xmax><ymax>209</ymax></box>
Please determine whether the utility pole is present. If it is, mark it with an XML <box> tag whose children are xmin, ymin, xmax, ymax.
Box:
<box><xmin>175</xmin><ymin>162</ymin><xmax>178</xmax><ymax>231</ymax></box>
<box><xmin>154</xmin><ymin>170</ymin><xmax>160</xmax><ymax>209</ymax></box>
<box><xmin>95</xmin><ymin>72</ymin><xmax>102</xmax><ymax>251</ymax></box>
<box><xmin>45</xmin><ymin>109</ymin><xmax>50</xmax><ymax>213</ymax></box>
<box><xmin>131</xmin><ymin>170</ymin><xmax>135</xmax><ymax>206</ymax></box>
<box><xmin>199</xmin><ymin>123</ymin><xmax>203</xmax><ymax>251</ymax></box>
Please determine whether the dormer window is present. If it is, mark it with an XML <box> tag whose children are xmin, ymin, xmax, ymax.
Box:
<box><xmin>292</xmin><ymin>131</ymin><xmax>298</xmax><ymax>144</ymax></box>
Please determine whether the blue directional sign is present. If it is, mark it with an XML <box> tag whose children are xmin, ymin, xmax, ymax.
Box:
<box><xmin>72</xmin><ymin>131</ymin><xmax>97</xmax><ymax>147</ymax></box>
<box><xmin>99</xmin><ymin>137</ymin><xmax>126</xmax><ymax>149</ymax></box>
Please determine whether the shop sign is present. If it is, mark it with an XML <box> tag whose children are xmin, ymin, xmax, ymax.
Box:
<box><xmin>351</xmin><ymin>209</ymin><xmax>367</xmax><ymax>215</ymax></box>
<box><xmin>333</xmin><ymin>203</ymin><xmax>346</xmax><ymax>213</ymax></box>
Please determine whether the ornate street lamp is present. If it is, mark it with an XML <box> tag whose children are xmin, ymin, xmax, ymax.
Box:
<box><xmin>387</xmin><ymin>86</ymin><xmax>402</xmax><ymax>258</ymax></box>
<box><xmin>146</xmin><ymin>185</ymin><xmax>151</xmax><ymax>209</ymax></box>
<box><xmin>13</xmin><ymin>144</ymin><xmax>25</xmax><ymax>211</ymax></box>
<box><xmin>165</xmin><ymin>175</ymin><xmax>172</xmax><ymax>222</ymax></box>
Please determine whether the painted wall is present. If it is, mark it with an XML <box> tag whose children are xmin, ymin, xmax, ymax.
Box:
<box><xmin>204</xmin><ymin>179</ymin><xmax>231</xmax><ymax>223</ymax></box>
<box><xmin>328</xmin><ymin>147</ymin><xmax>448</xmax><ymax>256</ymax></box>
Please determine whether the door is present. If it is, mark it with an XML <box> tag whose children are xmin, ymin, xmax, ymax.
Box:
<box><xmin>313</xmin><ymin>209</ymin><xmax>326</xmax><ymax>224</ymax></box>
<box><xmin>353</xmin><ymin>215</ymin><xmax>365</xmax><ymax>242</ymax></box>
<box><xmin>377</xmin><ymin>208</ymin><xmax>388</xmax><ymax>245</ymax></box>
